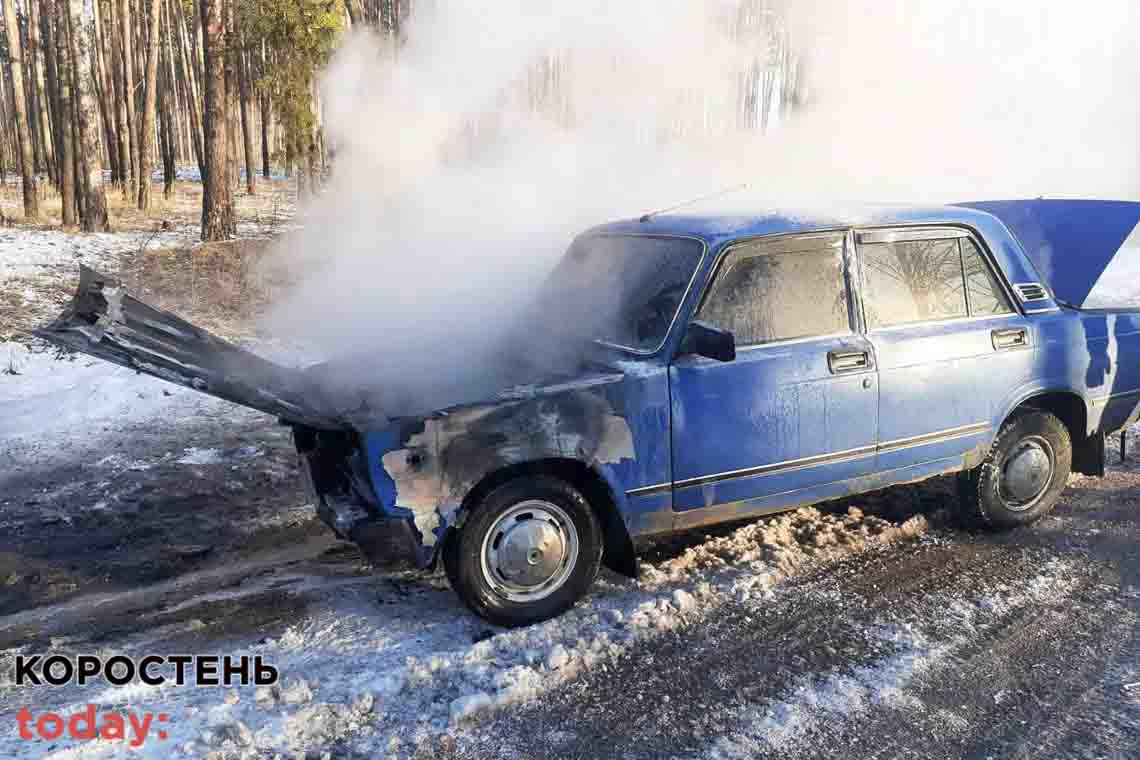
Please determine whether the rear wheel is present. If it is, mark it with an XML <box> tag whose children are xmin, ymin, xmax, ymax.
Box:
<box><xmin>959</xmin><ymin>410</ymin><xmax>1072</xmax><ymax>529</ymax></box>
<box><xmin>443</xmin><ymin>476</ymin><xmax>603</xmax><ymax>627</ymax></box>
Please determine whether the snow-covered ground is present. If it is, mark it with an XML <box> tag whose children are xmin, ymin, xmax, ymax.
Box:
<box><xmin>1</xmin><ymin>342</ymin><xmax>233</xmax><ymax>449</ymax></box>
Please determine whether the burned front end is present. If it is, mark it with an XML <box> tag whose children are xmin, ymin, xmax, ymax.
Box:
<box><xmin>293</xmin><ymin>426</ymin><xmax>427</xmax><ymax>567</ymax></box>
<box><xmin>35</xmin><ymin>264</ymin><xmax>660</xmax><ymax>578</ymax></box>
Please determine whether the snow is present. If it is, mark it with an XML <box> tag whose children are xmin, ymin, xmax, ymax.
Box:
<box><xmin>176</xmin><ymin>447</ymin><xmax>226</xmax><ymax>465</ymax></box>
<box><xmin>0</xmin><ymin>341</ymin><xmax>245</xmax><ymax>458</ymax></box>
<box><xmin>0</xmin><ymin>226</ymin><xmax>199</xmax><ymax>284</ymax></box>
<box><xmin>701</xmin><ymin>557</ymin><xmax>1084</xmax><ymax>759</ymax></box>
<box><xmin>0</xmin><ymin>503</ymin><xmax>930</xmax><ymax>759</ymax></box>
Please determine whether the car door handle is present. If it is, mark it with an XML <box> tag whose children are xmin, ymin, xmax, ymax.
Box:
<box><xmin>828</xmin><ymin>350</ymin><xmax>871</xmax><ymax>374</ymax></box>
<box><xmin>991</xmin><ymin>327</ymin><xmax>1029</xmax><ymax>350</ymax></box>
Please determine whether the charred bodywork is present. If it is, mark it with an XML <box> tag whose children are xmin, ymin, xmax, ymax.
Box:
<box><xmin>37</xmin><ymin>200</ymin><xmax>1140</xmax><ymax>589</ymax></box>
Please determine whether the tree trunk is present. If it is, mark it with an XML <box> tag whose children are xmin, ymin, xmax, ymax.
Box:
<box><xmin>106</xmin><ymin>0</ymin><xmax>129</xmax><ymax>194</ymax></box>
<box><xmin>3</xmin><ymin>0</ymin><xmax>39</xmax><ymax>218</ymax></box>
<box><xmin>198</xmin><ymin>0</ymin><xmax>232</xmax><ymax>240</ymax></box>
<box><xmin>40</xmin><ymin>0</ymin><xmax>62</xmax><ymax>188</ymax></box>
<box><xmin>117</xmin><ymin>0</ymin><xmax>136</xmax><ymax>194</ymax></box>
<box><xmin>67</xmin><ymin>0</ymin><xmax>110</xmax><ymax>231</ymax></box>
<box><xmin>258</xmin><ymin>40</ymin><xmax>269</xmax><ymax>178</ymax></box>
<box><xmin>27</xmin><ymin>0</ymin><xmax>55</xmax><ymax>179</ymax></box>
<box><xmin>222</xmin><ymin>0</ymin><xmax>237</xmax><ymax>190</ymax></box>
<box><xmin>237</xmin><ymin>44</ymin><xmax>254</xmax><ymax>194</ymax></box>
<box><xmin>159</xmin><ymin>0</ymin><xmax>183</xmax><ymax>163</ymax></box>
<box><xmin>175</xmin><ymin>0</ymin><xmax>204</xmax><ymax>179</ymax></box>
<box><xmin>1</xmin><ymin>34</ymin><xmax>16</xmax><ymax>185</ymax></box>
<box><xmin>158</xmin><ymin>64</ymin><xmax>175</xmax><ymax>198</ymax></box>
<box><xmin>92</xmin><ymin>0</ymin><xmax>120</xmax><ymax>184</ymax></box>
<box><xmin>20</xmin><ymin>9</ymin><xmax>48</xmax><ymax>176</ymax></box>
<box><xmin>136</xmin><ymin>0</ymin><xmax>160</xmax><ymax>209</ymax></box>
<box><xmin>259</xmin><ymin>91</ymin><xmax>269</xmax><ymax>178</ymax></box>
<box><xmin>54</xmin><ymin>0</ymin><xmax>74</xmax><ymax>225</ymax></box>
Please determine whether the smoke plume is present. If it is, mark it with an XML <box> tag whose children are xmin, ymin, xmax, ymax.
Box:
<box><xmin>262</xmin><ymin>0</ymin><xmax>1140</xmax><ymax>416</ymax></box>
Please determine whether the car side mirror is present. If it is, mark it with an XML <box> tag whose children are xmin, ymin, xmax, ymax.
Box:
<box><xmin>680</xmin><ymin>321</ymin><xmax>736</xmax><ymax>362</ymax></box>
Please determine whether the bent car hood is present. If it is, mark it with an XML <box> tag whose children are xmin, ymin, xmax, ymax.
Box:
<box><xmin>35</xmin><ymin>266</ymin><xmax>348</xmax><ymax>430</ymax></box>
<box><xmin>961</xmin><ymin>199</ymin><xmax>1140</xmax><ymax>309</ymax></box>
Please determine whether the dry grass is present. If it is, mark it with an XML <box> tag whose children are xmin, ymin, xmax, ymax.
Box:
<box><xmin>1</xmin><ymin>238</ymin><xmax>285</xmax><ymax>343</ymax></box>
<box><xmin>0</xmin><ymin>173</ymin><xmax>299</xmax><ymax>343</ymax></box>
<box><xmin>0</xmin><ymin>287</ymin><xmax>26</xmax><ymax>341</ymax></box>
<box><xmin>120</xmin><ymin>239</ymin><xmax>288</xmax><ymax>340</ymax></box>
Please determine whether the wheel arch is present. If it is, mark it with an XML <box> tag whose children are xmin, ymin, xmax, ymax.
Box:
<box><xmin>1004</xmin><ymin>389</ymin><xmax>1102</xmax><ymax>476</ymax></box>
<box><xmin>441</xmin><ymin>457</ymin><xmax>638</xmax><ymax>578</ymax></box>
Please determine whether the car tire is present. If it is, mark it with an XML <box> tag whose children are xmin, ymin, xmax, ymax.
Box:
<box><xmin>443</xmin><ymin>475</ymin><xmax>603</xmax><ymax>627</ymax></box>
<box><xmin>959</xmin><ymin>409</ymin><xmax>1072</xmax><ymax>529</ymax></box>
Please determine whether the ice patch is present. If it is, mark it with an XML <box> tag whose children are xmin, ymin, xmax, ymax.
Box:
<box><xmin>177</xmin><ymin>447</ymin><xmax>225</xmax><ymax>465</ymax></box>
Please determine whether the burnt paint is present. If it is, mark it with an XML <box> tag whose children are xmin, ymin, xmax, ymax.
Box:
<box><xmin>361</xmin><ymin>364</ymin><xmax>674</xmax><ymax>566</ymax></box>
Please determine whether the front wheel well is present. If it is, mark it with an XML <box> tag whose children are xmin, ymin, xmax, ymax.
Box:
<box><xmin>446</xmin><ymin>458</ymin><xmax>638</xmax><ymax>578</ymax></box>
<box><xmin>1010</xmin><ymin>392</ymin><xmax>1102</xmax><ymax>476</ymax></box>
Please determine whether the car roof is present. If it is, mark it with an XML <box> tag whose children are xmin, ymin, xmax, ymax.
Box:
<box><xmin>587</xmin><ymin>198</ymin><xmax>1140</xmax><ymax>308</ymax></box>
<box><xmin>585</xmin><ymin>203</ymin><xmax>1002</xmax><ymax>249</ymax></box>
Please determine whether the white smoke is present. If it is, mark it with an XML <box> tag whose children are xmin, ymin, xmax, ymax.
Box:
<box><xmin>262</xmin><ymin>0</ymin><xmax>1140</xmax><ymax>414</ymax></box>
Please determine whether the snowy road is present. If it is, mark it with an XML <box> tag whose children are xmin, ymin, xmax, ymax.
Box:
<box><xmin>2</xmin><ymin>345</ymin><xmax>1139</xmax><ymax>758</ymax></box>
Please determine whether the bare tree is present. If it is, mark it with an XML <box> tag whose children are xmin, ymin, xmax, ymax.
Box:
<box><xmin>92</xmin><ymin>0</ymin><xmax>121</xmax><ymax>184</ymax></box>
<box><xmin>199</xmin><ymin>0</ymin><xmax>233</xmax><ymax>240</ymax></box>
<box><xmin>27</xmin><ymin>0</ymin><xmax>55</xmax><ymax>178</ymax></box>
<box><xmin>117</xmin><ymin>0</ymin><xmax>136</xmax><ymax>194</ymax></box>
<box><xmin>53</xmin><ymin>0</ymin><xmax>74</xmax><ymax>224</ymax></box>
<box><xmin>137</xmin><ymin>0</ymin><xmax>160</xmax><ymax>209</ymax></box>
<box><xmin>237</xmin><ymin>42</ymin><xmax>254</xmax><ymax>194</ymax></box>
<box><xmin>66</xmin><ymin>0</ymin><xmax>109</xmax><ymax>231</ymax></box>
<box><xmin>3</xmin><ymin>0</ymin><xmax>39</xmax><ymax>218</ymax></box>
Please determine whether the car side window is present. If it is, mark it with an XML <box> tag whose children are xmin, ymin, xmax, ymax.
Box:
<box><xmin>860</xmin><ymin>238</ymin><xmax>968</xmax><ymax>328</ymax></box>
<box><xmin>961</xmin><ymin>238</ymin><xmax>1014</xmax><ymax>316</ymax></box>
<box><xmin>860</xmin><ymin>233</ymin><xmax>1014</xmax><ymax>328</ymax></box>
<box><xmin>696</xmin><ymin>234</ymin><xmax>851</xmax><ymax>346</ymax></box>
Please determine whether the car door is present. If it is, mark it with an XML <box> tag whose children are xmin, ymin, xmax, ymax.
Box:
<box><xmin>855</xmin><ymin>227</ymin><xmax>1035</xmax><ymax>471</ymax></box>
<box><xmin>669</xmin><ymin>231</ymin><xmax>879</xmax><ymax>526</ymax></box>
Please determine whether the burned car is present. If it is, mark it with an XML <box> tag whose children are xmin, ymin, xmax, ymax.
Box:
<box><xmin>39</xmin><ymin>199</ymin><xmax>1140</xmax><ymax>626</ymax></box>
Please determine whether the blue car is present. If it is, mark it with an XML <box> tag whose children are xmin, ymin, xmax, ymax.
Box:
<box><xmin>40</xmin><ymin>199</ymin><xmax>1140</xmax><ymax>626</ymax></box>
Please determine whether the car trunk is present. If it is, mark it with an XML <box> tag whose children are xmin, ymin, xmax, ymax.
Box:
<box><xmin>961</xmin><ymin>199</ymin><xmax>1140</xmax><ymax>310</ymax></box>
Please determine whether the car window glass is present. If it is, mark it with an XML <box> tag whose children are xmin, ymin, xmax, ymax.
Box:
<box><xmin>697</xmin><ymin>236</ymin><xmax>850</xmax><ymax>346</ymax></box>
<box><xmin>537</xmin><ymin>235</ymin><xmax>704</xmax><ymax>351</ymax></box>
<box><xmin>961</xmin><ymin>238</ymin><xmax>1014</xmax><ymax>316</ymax></box>
<box><xmin>860</xmin><ymin>238</ymin><xmax>967</xmax><ymax>327</ymax></box>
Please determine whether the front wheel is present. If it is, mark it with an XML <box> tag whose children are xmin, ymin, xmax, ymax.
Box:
<box><xmin>959</xmin><ymin>409</ymin><xmax>1072</xmax><ymax>529</ymax></box>
<box><xmin>443</xmin><ymin>476</ymin><xmax>603</xmax><ymax>627</ymax></box>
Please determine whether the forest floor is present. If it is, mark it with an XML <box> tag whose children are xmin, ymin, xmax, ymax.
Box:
<box><xmin>0</xmin><ymin>175</ymin><xmax>295</xmax><ymax>343</ymax></box>
<box><xmin>1</xmin><ymin>180</ymin><xmax>1138</xmax><ymax>758</ymax></box>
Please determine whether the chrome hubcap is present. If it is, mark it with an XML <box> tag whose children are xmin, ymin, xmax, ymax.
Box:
<box><xmin>1000</xmin><ymin>436</ymin><xmax>1055</xmax><ymax>510</ymax></box>
<box><xmin>480</xmin><ymin>500</ymin><xmax>578</xmax><ymax>602</ymax></box>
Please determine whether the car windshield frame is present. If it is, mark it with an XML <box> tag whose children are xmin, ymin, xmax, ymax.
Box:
<box><xmin>545</xmin><ymin>232</ymin><xmax>709</xmax><ymax>356</ymax></box>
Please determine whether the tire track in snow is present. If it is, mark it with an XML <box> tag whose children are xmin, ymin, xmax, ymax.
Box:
<box><xmin>453</xmin><ymin>539</ymin><xmax>1132</xmax><ymax>760</ymax></box>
